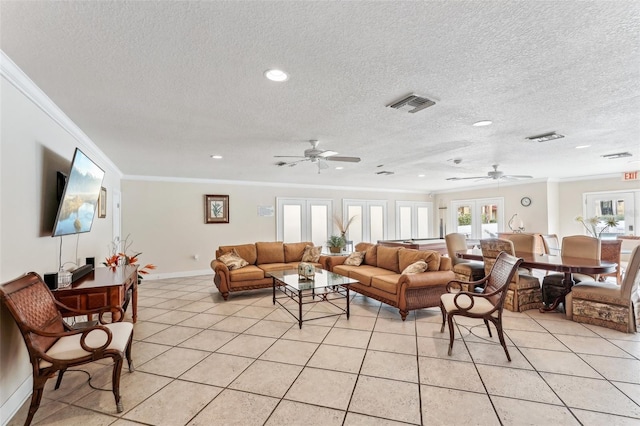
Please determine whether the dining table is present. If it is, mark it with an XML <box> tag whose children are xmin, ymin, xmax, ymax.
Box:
<box><xmin>457</xmin><ymin>249</ymin><xmax>617</xmax><ymax>312</ymax></box>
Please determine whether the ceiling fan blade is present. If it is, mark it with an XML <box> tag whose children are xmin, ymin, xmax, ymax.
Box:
<box><xmin>503</xmin><ymin>175</ymin><xmax>533</xmax><ymax>179</ymax></box>
<box><xmin>318</xmin><ymin>150</ymin><xmax>338</xmax><ymax>158</ymax></box>
<box><xmin>446</xmin><ymin>176</ymin><xmax>488</xmax><ymax>181</ymax></box>
<box><xmin>274</xmin><ymin>155</ymin><xmax>306</xmax><ymax>159</ymax></box>
<box><xmin>325</xmin><ymin>156</ymin><xmax>361</xmax><ymax>163</ymax></box>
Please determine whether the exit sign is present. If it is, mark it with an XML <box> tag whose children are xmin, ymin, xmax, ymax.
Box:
<box><xmin>623</xmin><ymin>171</ymin><xmax>639</xmax><ymax>181</ymax></box>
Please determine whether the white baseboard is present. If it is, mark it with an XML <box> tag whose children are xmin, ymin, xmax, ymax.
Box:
<box><xmin>1</xmin><ymin>374</ymin><xmax>32</xmax><ymax>426</ymax></box>
<box><xmin>143</xmin><ymin>269</ymin><xmax>213</xmax><ymax>281</ymax></box>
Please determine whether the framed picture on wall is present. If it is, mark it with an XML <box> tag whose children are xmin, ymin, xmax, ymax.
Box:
<box><xmin>205</xmin><ymin>194</ymin><xmax>229</xmax><ymax>223</ymax></box>
<box><xmin>98</xmin><ymin>187</ymin><xmax>107</xmax><ymax>218</ymax></box>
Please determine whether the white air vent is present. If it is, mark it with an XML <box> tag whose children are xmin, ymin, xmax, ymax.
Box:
<box><xmin>526</xmin><ymin>132</ymin><xmax>564</xmax><ymax>142</ymax></box>
<box><xmin>375</xmin><ymin>171</ymin><xmax>395</xmax><ymax>175</ymax></box>
<box><xmin>602</xmin><ymin>152</ymin><xmax>632</xmax><ymax>159</ymax></box>
<box><xmin>386</xmin><ymin>94</ymin><xmax>435</xmax><ymax>113</ymax></box>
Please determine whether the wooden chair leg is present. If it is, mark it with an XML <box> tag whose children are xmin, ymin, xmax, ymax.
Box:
<box><xmin>493</xmin><ymin>320</ymin><xmax>511</xmax><ymax>362</ymax></box>
<box><xmin>439</xmin><ymin>302</ymin><xmax>446</xmax><ymax>333</ymax></box>
<box><xmin>25</xmin><ymin>378</ymin><xmax>46</xmax><ymax>426</ymax></box>
<box><xmin>111</xmin><ymin>357</ymin><xmax>125</xmax><ymax>413</ymax></box>
<box><xmin>54</xmin><ymin>368</ymin><xmax>66</xmax><ymax>390</ymax></box>
<box><xmin>126</xmin><ymin>335</ymin><xmax>134</xmax><ymax>372</ymax></box>
<box><xmin>483</xmin><ymin>319</ymin><xmax>492</xmax><ymax>337</ymax></box>
<box><xmin>446</xmin><ymin>313</ymin><xmax>456</xmax><ymax>355</ymax></box>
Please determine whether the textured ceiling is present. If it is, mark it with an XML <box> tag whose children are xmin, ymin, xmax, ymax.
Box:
<box><xmin>1</xmin><ymin>1</ymin><xmax>639</xmax><ymax>192</ymax></box>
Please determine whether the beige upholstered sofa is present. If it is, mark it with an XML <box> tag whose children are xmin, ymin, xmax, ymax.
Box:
<box><xmin>211</xmin><ymin>241</ymin><xmax>324</xmax><ymax>300</ymax></box>
<box><xmin>324</xmin><ymin>242</ymin><xmax>454</xmax><ymax>320</ymax></box>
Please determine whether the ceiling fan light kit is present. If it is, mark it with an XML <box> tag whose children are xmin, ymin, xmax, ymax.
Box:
<box><xmin>446</xmin><ymin>164</ymin><xmax>533</xmax><ymax>182</ymax></box>
<box><xmin>274</xmin><ymin>140</ymin><xmax>361</xmax><ymax>173</ymax></box>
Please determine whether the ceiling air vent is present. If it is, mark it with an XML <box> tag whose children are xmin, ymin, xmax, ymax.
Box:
<box><xmin>375</xmin><ymin>171</ymin><xmax>395</xmax><ymax>176</ymax></box>
<box><xmin>525</xmin><ymin>132</ymin><xmax>565</xmax><ymax>142</ymax></box>
<box><xmin>386</xmin><ymin>94</ymin><xmax>435</xmax><ymax>113</ymax></box>
<box><xmin>601</xmin><ymin>152</ymin><xmax>632</xmax><ymax>159</ymax></box>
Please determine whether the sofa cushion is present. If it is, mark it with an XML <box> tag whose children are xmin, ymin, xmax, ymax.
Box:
<box><xmin>256</xmin><ymin>242</ymin><xmax>285</xmax><ymax>264</ymax></box>
<box><xmin>363</xmin><ymin>244</ymin><xmax>378</xmax><ymax>267</ymax></box>
<box><xmin>284</xmin><ymin>242</ymin><xmax>310</xmax><ymax>263</ymax></box>
<box><xmin>377</xmin><ymin>246</ymin><xmax>401</xmax><ymax>273</ymax></box>
<box><xmin>257</xmin><ymin>263</ymin><xmax>292</xmax><ymax>275</ymax></box>
<box><xmin>344</xmin><ymin>251</ymin><xmax>365</xmax><ymax>266</ymax></box>
<box><xmin>301</xmin><ymin>245</ymin><xmax>322</xmax><ymax>262</ymax></box>
<box><xmin>398</xmin><ymin>249</ymin><xmax>441</xmax><ymax>272</ymax></box>
<box><xmin>337</xmin><ymin>265</ymin><xmax>395</xmax><ymax>286</ymax></box>
<box><xmin>218</xmin><ymin>249</ymin><xmax>249</xmax><ymax>270</ymax></box>
<box><xmin>219</xmin><ymin>244</ymin><xmax>257</xmax><ymax>265</ymax></box>
<box><xmin>371</xmin><ymin>274</ymin><xmax>401</xmax><ymax>295</ymax></box>
<box><xmin>402</xmin><ymin>260</ymin><xmax>428</xmax><ymax>274</ymax></box>
<box><xmin>229</xmin><ymin>265</ymin><xmax>265</xmax><ymax>282</ymax></box>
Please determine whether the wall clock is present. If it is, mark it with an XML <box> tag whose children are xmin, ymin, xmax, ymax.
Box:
<box><xmin>521</xmin><ymin>197</ymin><xmax>532</xmax><ymax>207</ymax></box>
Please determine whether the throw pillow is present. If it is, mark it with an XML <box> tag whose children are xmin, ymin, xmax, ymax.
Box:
<box><xmin>402</xmin><ymin>260</ymin><xmax>428</xmax><ymax>274</ymax></box>
<box><xmin>218</xmin><ymin>249</ymin><xmax>249</xmax><ymax>270</ymax></box>
<box><xmin>344</xmin><ymin>251</ymin><xmax>365</xmax><ymax>266</ymax></box>
<box><xmin>301</xmin><ymin>245</ymin><xmax>322</xmax><ymax>262</ymax></box>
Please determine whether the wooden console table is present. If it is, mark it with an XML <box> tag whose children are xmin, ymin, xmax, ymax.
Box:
<box><xmin>52</xmin><ymin>265</ymin><xmax>138</xmax><ymax>323</ymax></box>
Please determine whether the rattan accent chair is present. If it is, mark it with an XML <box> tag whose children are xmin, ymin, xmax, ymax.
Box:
<box><xmin>445</xmin><ymin>233</ymin><xmax>485</xmax><ymax>291</ymax></box>
<box><xmin>566</xmin><ymin>245</ymin><xmax>640</xmax><ymax>333</ymax></box>
<box><xmin>0</xmin><ymin>272</ymin><xmax>134</xmax><ymax>426</ymax></box>
<box><xmin>440</xmin><ymin>251</ymin><xmax>523</xmax><ymax>361</ymax></box>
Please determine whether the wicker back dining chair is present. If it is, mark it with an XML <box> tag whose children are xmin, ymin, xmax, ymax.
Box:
<box><xmin>0</xmin><ymin>272</ymin><xmax>134</xmax><ymax>426</ymax></box>
<box><xmin>440</xmin><ymin>251</ymin><xmax>523</xmax><ymax>361</ymax></box>
<box><xmin>599</xmin><ymin>239</ymin><xmax>623</xmax><ymax>284</ymax></box>
<box><xmin>480</xmin><ymin>238</ymin><xmax>543</xmax><ymax>312</ymax></box>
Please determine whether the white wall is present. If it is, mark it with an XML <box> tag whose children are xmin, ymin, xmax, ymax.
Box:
<box><xmin>0</xmin><ymin>57</ymin><xmax>122</xmax><ymax>424</ymax></box>
<box><xmin>121</xmin><ymin>178</ymin><xmax>429</xmax><ymax>278</ymax></box>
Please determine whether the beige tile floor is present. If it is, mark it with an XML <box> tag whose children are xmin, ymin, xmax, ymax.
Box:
<box><xmin>9</xmin><ymin>275</ymin><xmax>640</xmax><ymax>425</ymax></box>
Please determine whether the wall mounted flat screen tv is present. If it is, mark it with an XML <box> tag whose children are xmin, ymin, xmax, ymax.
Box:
<box><xmin>52</xmin><ymin>148</ymin><xmax>105</xmax><ymax>237</ymax></box>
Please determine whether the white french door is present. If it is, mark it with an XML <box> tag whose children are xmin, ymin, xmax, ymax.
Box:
<box><xmin>276</xmin><ymin>198</ymin><xmax>333</xmax><ymax>246</ymax></box>
<box><xmin>450</xmin><ymin>198</ymin><xmax>504</xmax><ymax>239</ymax></box>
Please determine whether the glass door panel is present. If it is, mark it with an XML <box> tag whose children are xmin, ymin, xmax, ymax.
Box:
<box><xmin>417</xmin><ymin>206</ymin><xmax>430</xmax><ymax>238</ymax></box>
<box><xmin>480</xmin><ymin>202</ymin><xmax>498</xmax><ymax>238</ymax></box>
<box><xmin>370</xmin><ymin>205</ymin><xmax>384</xmax><ymax>243</ymax></box>
<box><xmin>310</xmin><ymin>204</ymin><xmax>328</xmax><ymax>246</ymax></box>
<box><xmin>398</xmin><ymin>206</ymin><xmax>412</xmax><ymax>240</ymax></box>
<box><xmin>454</xmin><ymin>204</ymin><xmax>473</xmax><ymax>238</ymax></box>
<box><xmin>283</xmin><ymin>204</ymin><xmax>302</xmax><ymax>242</ymax></box>
<box><xmin>585</xmin><ymin>192</ymin><xmax>635</xmax><ymax>236</ymax></box>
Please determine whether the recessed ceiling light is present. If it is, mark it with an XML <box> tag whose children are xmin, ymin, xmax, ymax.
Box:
<box><xmin>472</xmin><ymin>120</ymin><xmax>492</xmax><ymax>127</ymax></box>
<box><xmin>264</xmin><ymin>69</ymin><xmax>288</xmax><ymax>82</ymax></box>
<box><xmin>335</xmin><ymin>166</ymin><xmax>344</xmax><ymax>170</ymax></box>
<box><xmin>210</xmin><ymin>155</ymin><xmax>222</xmax><ymax>159</ymax></box>
<box><xmin>575</xmin><ymin>145</ymin><xmax>590</xmax><ymax>149</ymax></box>
<box><xmin>418</xmin><ymin>174</ymin><xmax>425</xmax><ymax>177</ymax></box>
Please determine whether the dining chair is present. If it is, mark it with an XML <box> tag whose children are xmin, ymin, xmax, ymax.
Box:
<box><xmin>599</xmin><ymin>239</ymin><xmax>622</xmax><ymax>284</ymax></box>
<box><xmin>0</xmin><ymin>272</ymin><xmax>134</xmax><ymax>426</ymax></box>
<box><xmin>541</xmin><ymin>234</ymin><xmax>560</xmax><ymax>255</ymax></box>
<box><xmin>618</xmin><ymin>236</ymin><xmax>640</xmax><ymax>279</ymax></box>
<box><xmin>498</xmin><ymin>233</ymin><xmax>537</xmax><ymax>273</ymax></box>
<box><xmin>542</xmin><ymin>235</ymin><xmax>601</xmax><ymax>308</ymax></box>
<box><xmin>445</xmin><ymin>233</ymin><xmax>485</xmax><ymax>292</ymax></box>
<box><xmin>480</xmin><ymin>238</ymin><xmax>543</xmax><ymax>312</ymax></box>
<box><xmin>440</xmin><ymin>251</ymin><xmax>523</xmax><ymax>361</ymax></box>
<box><xmin>566</xmin><ymin>245</ymin><xmax>640</xmax><ymax>333</ymax></box>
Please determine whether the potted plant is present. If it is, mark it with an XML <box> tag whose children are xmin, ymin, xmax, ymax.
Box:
<box><xmin>327</xmin><ymin>235</ymin><xmax>346</xmax><ymax>253</ymax></box>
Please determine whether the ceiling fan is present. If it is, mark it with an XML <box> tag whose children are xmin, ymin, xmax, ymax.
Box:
<box><xmin>446</xmin><ymin>164</ymin><xmax>533</xmax><ymax>181</ymax></box>
<box><xmin>274</xmin><ymin>140</ymin><xmax>361</xmax><ymax>173</ymax></box>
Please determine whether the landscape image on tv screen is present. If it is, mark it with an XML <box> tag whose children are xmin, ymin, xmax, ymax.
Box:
<box><xmin>52</xmin><ymin>148</ymin><xmax>105</xmax><ymax>237</ymax></box>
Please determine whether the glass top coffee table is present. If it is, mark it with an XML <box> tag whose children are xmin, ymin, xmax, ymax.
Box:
<box><xmin>268</xmin><ymin>269</ymin><xmax>358</xmax><ymax>328</ymax></box>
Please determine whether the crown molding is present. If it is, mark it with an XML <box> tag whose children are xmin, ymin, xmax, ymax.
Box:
<box><xmin>0</xmin><ymin>50</ymin><xmax>122</xmax><ymax>177</ymax></box>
